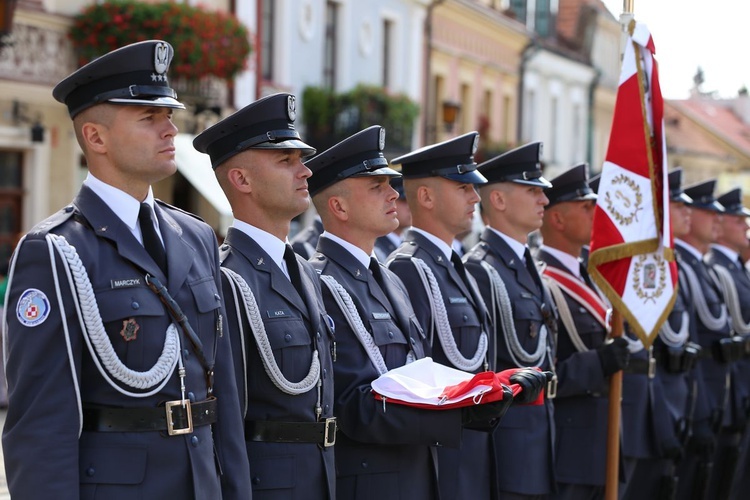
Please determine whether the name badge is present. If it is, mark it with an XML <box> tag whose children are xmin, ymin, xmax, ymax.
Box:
<box><xmin>520</xmin><ymin>292</ymin><xmax>535</xmax><ymax>299</ymax></box>
<box><xmin>372</xmin><ymin>312</ymin><xmax>391</xmax><ymax>320</ymax></box>
<box><xmin>449</xmin><ymin>297</ymin><xmax>468</xmax><ymax>304</ymax></box>
<box><xmin>111</xmin><ymin>278</ymin><xmax>143</xmax><ymax>289</ymax></box>
<box><xmin>267</xmin><ymin>309</ymin><xmax>292</xmax><ymax>318</ymax></box>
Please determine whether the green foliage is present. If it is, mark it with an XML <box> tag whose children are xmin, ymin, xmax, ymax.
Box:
<box><xmin>69</xmin><ymin>1</ymin><xmax>252</xmax><ymax>81</ymax></box>
<box><xmin>302</xmin><ymin>84</ymin><xmax>420</xmax><ymax>152</ymax></box>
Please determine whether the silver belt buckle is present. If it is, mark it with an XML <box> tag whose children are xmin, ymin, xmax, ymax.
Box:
<box><xmin>546</xmin><ymin>375</ymin><xmax>558</xmax><ymax>400</ymax></box>
<box><xmin>323</xmin><ymin>417</ymin><xmax>337</xmax><ymax>447</ymax></box>
<box><xmin>165</xmin><ymin>400</ymin><xmax>193</xmax><ymax>436</ymax></box>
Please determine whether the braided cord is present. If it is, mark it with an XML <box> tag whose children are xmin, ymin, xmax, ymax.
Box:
<box><xmin>412</xmin><ymin>257</ymin><xmax>487</xmax><ymax>372</ymax></box>
<box><xmin>480</xmin><ymin>261</ymin><xmax>546</xmax><ymax>366</ymax></box>
<box><xmin>713</xmin><ymin>265</ymin><xmax>750</xmax><ymax>334</ymax></box>
<box><xmin>682</xmin><ymin>262</ymin><xmax>728</xmax><ymax>331</ymax></box>
<box><xmin>320</xmin><ymin>275</ymin><xmax>389</xmax><ymax>376</ymax></box>
<box><xmin>543</xmin><ymin>276</ymin><xmax>588</xmax><ymax>353</ymax></box>
<box><xmin>48</xmin><ymin>234</ymin><xmax>180</xmax><ymax>397</ymax></box>
<box><xmin>220</xmin><ymin>267</ymin><xmax>320</xmax><ymax>395</ymax></box>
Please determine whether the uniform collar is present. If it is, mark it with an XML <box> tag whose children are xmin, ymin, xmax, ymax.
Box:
<box><xmin>711</xmin><ymin>243</ymin><xmax>739</xmax><ymax>263</ymax></box>
<box><xmin>540</xmin><ymin>245</ymin><xmax>580</xmax><ymax>278</ymax></box>
<box><xmin>488</xmin><ymin>226</ymin><xmax>526</xmax><ymax>262</ymax></box>
<box><xmin>675</xmin><ymin>238</ymin><xmax>704</xmax><ymax>261</ymax></box>
<box><xmin>232</xmin><ymin>219</ymin><xmax>287</xmax><ymax>270</ymax></box>
<box><xmin>321</xmin><ymin>230</ymin><xmax>372</xmax><ymax>267</ymax></box>
<box><xmin>410</xmin><ymin>227</ymin><xmax>453</xmax><ymax>261</ymax></box>
<box><xmin>83</xmin><ymin>172</ymin><xmax>157</xmax><ymax>234</ymax></box>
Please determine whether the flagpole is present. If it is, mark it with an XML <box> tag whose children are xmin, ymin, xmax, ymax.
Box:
<box><xmin>604</xmin><ymin>310</ymin><xmax>624</xmax><ymax>500</ymax></box>
<box><xmin>603</xmin><ymin>3</ymin><xmax>634</xmax><ymax>500</ymax></box>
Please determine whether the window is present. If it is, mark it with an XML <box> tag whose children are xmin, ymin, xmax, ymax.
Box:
<box><xmin>382</xmin><ymin>19</ymin><xmax>394</xmax><ymax>89</ymax></box>
<box><xmin>535</xmin><ymin>0</ymin><xmax>551</xmax><ymax>37</ymax></box>
<box><xmin>0</xmin><ymin>151</ymin><xmax>23</xmax><ymax>266</ymax></box>
<box><xmin>260</xmin><ymin>0</ymin><xmax>275</xmax><ymax>81</ymax></box>
<box><xmin>510</xmin><ymin>0</ymin><xmax>527</xmax><ymax>25</ymax></box>
<box><xmin>323</xmin><ymin>1</ymin><xmax>339</xmax><ymax>90</ymax></box>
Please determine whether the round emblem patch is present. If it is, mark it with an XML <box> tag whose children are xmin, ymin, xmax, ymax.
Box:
<box><xmin>16</xmin><ymin>288</ymin><xmax>51</xmax><ymax>327</ymax></box>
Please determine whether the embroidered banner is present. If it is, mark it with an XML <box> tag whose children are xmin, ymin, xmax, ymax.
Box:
<box><xmin>588</xmin><ymin>21</ymin><xmax>677</xmax><ymax>348</ymax></box>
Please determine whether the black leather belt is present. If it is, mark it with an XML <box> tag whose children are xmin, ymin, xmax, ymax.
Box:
<box><xmin>245</xmin><ymin>418</ymin><xmax>337</xmax><ymax>447</ymax></box>
<box><xmin>623</xmin><ymin>357</ymin><xmax>656</xmax><ymax>378</ymax></box>
<box><xmin>83</xmin><ymin>397</ymin><xmax>217</xmax><ymax>436</ymax></box>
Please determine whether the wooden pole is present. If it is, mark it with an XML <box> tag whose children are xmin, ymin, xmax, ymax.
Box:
<box><xmin>604</xmin><ymin>310</ymin><xmax>624</xmax><ymax>500</ymax></box>
<box><xmin>604</xmin><ymin>5</ymin><xmax>634</xmax><ymax>499</ymax></box>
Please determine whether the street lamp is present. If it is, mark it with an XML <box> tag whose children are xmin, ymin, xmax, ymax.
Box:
<box><xmin>442</xmin><ymin>100</ymin><xmax>461</xmax><ymax>132</ymax></box>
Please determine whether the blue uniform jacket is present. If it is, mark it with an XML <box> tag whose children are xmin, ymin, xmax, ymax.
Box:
<box><xmin>219</xmin><ymin>227</ymin><xmax>336</xmax><ymax>499</ymax></box>
<box><xmin>463</xmin><ymin>228</ymin><xmax>556</xmax><ymax>496</ymax></box>
<box><xmin>676</xmin><ymin>243</ymin><xmax>732</xmax><ymax>429</ymax></box>
<box><xmin>387</xmin><ymin>229</ymin><xmax>498</xmax><ymax>500</ymax></box>
<box><xmin>311</xmin><ymin>235</ymin><xmax>463</xmax><ymax>499</ymax></box>
<box><xmin>705</xmin><ymin>248</ymin><xmax>750</xmax><ymax>429</ymax></box>
<box><xmin>2</xmin><ymin>186</ymin><xmax>250</xmax><ymax>500</ymax></box>
<box><xmin>537</xmin><ymin>249</ymin><xmax>610</xmax><ymax>487</ymax></box>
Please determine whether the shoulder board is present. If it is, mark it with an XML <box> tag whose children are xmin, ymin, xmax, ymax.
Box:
<box><xmin>464</xmin><ymin>242</ymin><xmax>488</xmax><ymax>262</ymax></box>
<box><xmin>392</xmin><ymin>240</ymin><xmax>419</xmax><ymax>258</ymax></box>
<box><xmin>25</xmin><ymin>205</ymin><xmax>77</xmax><ymax>240</ymax></box>
<box><xmin>155</xmin><ymin>199</ymin><xmax>205</xmax><ymax>222</ymax></box>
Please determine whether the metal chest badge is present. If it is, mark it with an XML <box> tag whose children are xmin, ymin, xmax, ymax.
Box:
<box><xmin>120</xmin><ymin>318</ymin><xmax>140</xmax><ymax>342</ymax></box>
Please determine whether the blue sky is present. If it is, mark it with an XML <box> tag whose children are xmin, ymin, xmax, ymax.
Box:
<box><xmin>602</xmin><ymin>0</ymin><xmax>749</xmax><ymax>99</ymax></box>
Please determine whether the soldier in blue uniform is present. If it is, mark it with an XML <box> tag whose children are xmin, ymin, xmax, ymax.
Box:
<box><xmin>306</xmin><ymin>125</ymin><xmax>538</xmax><ymax>499</ymax></box>
<box><xmin>619</xmin><ymin>169</ymin><xmax>707</xmax><ymax>500</ymax></box>
<box><xmin>537</xmin><ymin>164</ymin><xmax>629</xmax><ymax>499</ymax></box>
<box><xmin>2</xmin><ymin>41</ymin><xmax>250</xmax><ymax>499</ymax></box>
<box><xmin>706</xmin><ymin>188</ymin><xmax>750</xmax><ymax>500</ymax></box>
<box><xmin>373</xmin><ymin>176</ymin><xmax>411</xmax><ymax>263</ymax></box>
<box><xmin>462</xmin><ymin>142</ymin><xmax>557</xmax><ymax>499</ymax></box>
<box><xmin>193</xmin><ymin>93</ymin><xmax>337</xmax><ymax>499</ymax></box>
<box><xmin>675</xmin><ymin>179</ymin><xmax>738</xmax><ymax>500</ymax></box>
<box><xmin>385</xmin><ymin>132</ymin><xmax>504</xmax><ymax>499</ymax></box>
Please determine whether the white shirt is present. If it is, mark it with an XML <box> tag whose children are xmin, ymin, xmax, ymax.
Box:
<box><xmin>321</xmin><ymin>231</ymin><xmax>372</xmax><ymax>268</ymax></box>
<box><xmin>83</xmin><ymin>172</ymin><xmax>162</xmax><ymax>245</ymax></box>
<box><xmin>675</xmin><ymin>238</ymin><xmax>703</xmax><ymax>261</ymax></box>
<box><xmin>411</xmin><ymin>227</ymin><xmax>453</xmax><ymax>262</ymax></box>
<box><xmin>540</xmin><ymin>245</ymin><xmax>581</xmax><ymax>279</ymax></box>
<box><xmin>232</xmin><ymin>219</ymin><xmax>290</xmax><ymax>279</ymax></box>
<box><xmin>711</xmin><ymin>243</ymin><xmax>739</xmax><ymax>264</ymax></box>
<box><xmin>488</xmin><ymin>226</ymin><xmax>527</xmax><ymax>263</ymax></box>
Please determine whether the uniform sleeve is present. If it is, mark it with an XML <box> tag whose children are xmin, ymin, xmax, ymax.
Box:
<box><xmin>554</xmin><ymin>349</ymin><xmax>607</xmax><ymax>398</ymax></box>
<box><xmin>2</xmin><ymin>236</ymin><xmax>84</xmax><ymax>500</ymax></box>
<box><xmin>320</xmin><ymin>282</ymin><xmax>462</xmax><ymax>449</ymax></box>
<box><xmin>206</xmin><ymin>242</ymin><xmax>251</xmax><ymax>500</ymax></box>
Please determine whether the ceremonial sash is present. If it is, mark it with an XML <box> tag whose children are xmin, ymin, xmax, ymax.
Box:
<box><xmin>543</xmin><ymin>266</ymin><xmax>610</xmax><ymax>329</ymax></box>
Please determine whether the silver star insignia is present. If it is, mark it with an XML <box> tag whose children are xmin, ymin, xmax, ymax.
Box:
<box><xmin>257</xmin><ymin>257</ymin><xmax>264</xmax><ymax>265</ymax></box>
<box><xmin>100</xmin><ymin>226</ymin><xmax>108</xmax><ymax>232</ymax></box>
<box><xmin>151</xmin><ymin>73</ymin><xmax>158</xmax><ymax>82</ymax></box>
<box><xmin>437</xmin><ymin>255</ymin><xmax>443</xmax><ymax>262</ymax></box>
<box><xmin>355</xmin><ymin>269</ymin><xmax>361</xmax><ymax>277</ymax></box>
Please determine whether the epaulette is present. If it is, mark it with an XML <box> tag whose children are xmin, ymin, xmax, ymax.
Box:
<box><xmin>155</xmin><ymin>199</ymin><xmax>206</xmax><ymax>223</ymax></box>
<box><xmin>464</xmin><ymin>241</ymin><xmax>489</xmax><ymax>262</ymax></box>
<box><xmin>25</xmin><ymin>205</ymin><xmax>77</xmax><ymax>240</ymax></box>
<box><xmin>391</xmin><ymin>240</ymin><xmax>419</xmax><ymax>259</ymax></box>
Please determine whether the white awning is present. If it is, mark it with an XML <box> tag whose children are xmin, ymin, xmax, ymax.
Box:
<box><xmin>174</xmin><ymin>133</ymin><xmax>232</xmax><ymax>235</ymax></box>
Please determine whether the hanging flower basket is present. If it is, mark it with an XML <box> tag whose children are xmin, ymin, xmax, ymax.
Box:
<box><xmin>68</xmin><ymin>0</ymin><xmax>252</xmax><ymax>82</ymax></box>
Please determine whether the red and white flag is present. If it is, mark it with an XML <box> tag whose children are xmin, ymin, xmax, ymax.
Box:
<box><xmin>588</xmin><ymin>21</ymin><xmax>677</xmax><ymax>348</ymax></box>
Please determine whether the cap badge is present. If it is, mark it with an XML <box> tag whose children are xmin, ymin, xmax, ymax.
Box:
<box><xmin>378</xmin><ymin>128</ymin><xmax>386</xmax><ymax>151</ymax></box>
<box><xmin>287</xmin><ymin>95</ymin><xmax>297</xmax><ymax>121</ymax></box>
<box><xmin>154</xmin><ymin>42</ymin><xmax>170</xmax><ymax>75</ymax></box>
<box><xmin>471</xmin><ymin>135</ymin><xmax>479</xmax><ymax>154</ymax></box>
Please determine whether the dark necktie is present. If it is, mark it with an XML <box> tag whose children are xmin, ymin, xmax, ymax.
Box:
<box><xmin>138</xmin><ymin>203</ymin><xmax>167</xmax><ymax>275</ymax></box>
<box><xmin>450</xmin><ymin>251</ymin><xmax>469</xmax><ymax>284</ymax></box>
<box><xmin>369</xmin><ymin>257</ymin><xmax>386</xmax><ymax>291</ymax></box>
<box><xmin>283</xmin><ymin>244</ymin><xmax>303</xmax><ymax>292</ymax></box>
<box><xmin>580</xmin><ymin>261</ymin><xmax>594</xmax><ymax>288</ymax></box>
<box><xmin>524</xmin><ymin>247</ymin><xmax>542</xmax><ymax>292</ymax></box>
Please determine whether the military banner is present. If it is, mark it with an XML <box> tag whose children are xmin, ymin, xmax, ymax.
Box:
<box><xmin>587</xmin><ymin>21</ymin><xmax>677</xmax><ymax>348</ymax></box>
